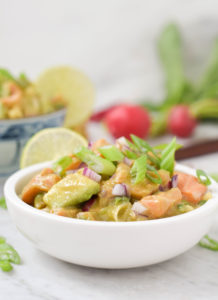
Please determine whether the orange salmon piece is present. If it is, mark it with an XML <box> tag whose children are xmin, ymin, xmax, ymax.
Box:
<box><xmin>134</xmin><ymin>188</ymin><xmax>182</xmax><ymax>218</ymax></box>
<box><xmin>175</xmin><ymin>171</ymin><xmax>207</xmax><ymax>204</ymax></box>
<box><xmin>21</xmin><ymin>168</ymin><xmax>61</xmax><ymax>205</ymax></box>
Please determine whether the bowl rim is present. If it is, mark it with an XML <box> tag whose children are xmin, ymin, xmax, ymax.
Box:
<box><xmin>4</xmin><ymin>161</ymin><xmax>218</xmax><ymax>227</ymax></box>
<box><xmin>0</xmin><ymin>107</ymin><xmax>66</xmax><ymax>125</ymax></box>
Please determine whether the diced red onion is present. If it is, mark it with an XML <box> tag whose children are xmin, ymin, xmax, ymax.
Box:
<box><xmin>123</xmin><ymin>157</ymin><xmax>132</xmax><ymax>166</ymax></box>
<box><xmin>88</xmin><ymin>141</ymin><xmax>93</xmax><ymax>149</ymax></box>
<box><xmin>132</xmin><ymin>202</ymin><xmax>147</xmax><ymax>215</ymax></box>
<box><xmin>159</xmin><ymin>185</ymin><xmax>165</xmax><ymax>192</ymax></box>
<box><xmin>82</xmin><ymin>198</ymin><xmax>96</xmax><ymax>212</ymax></box>
<box><xmin>168</xmin><ymin>175</ymin><xmax>178</xmax><ymax>189</ymax></box>
<box><xmin>112</xmin><ymin>183</ymin><xmax>129</xmax><ymax>196</ymax></box>
<box><xmin>79</xmin><ymin>162</ymin><xmax>87</xmax><ymax>169</ymax></box>
<box><xmin>171</xmin><ymin>174</ymin><xmax>178</xmax><ymax>188</ymax></box>
<box><xmin>83</xmin><ymin>167</ymin><xmax>101</xmax><ymax>182</ymax></box>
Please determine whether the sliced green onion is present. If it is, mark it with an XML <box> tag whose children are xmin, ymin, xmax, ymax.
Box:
<box><xmin>124</xmin><ymin>149</ymin><xmax>138</xmax><ymax>159</ymax></box>
<box><xmin>199</xmin><ymin>200</ymin><xmax>207</xmax><ymax>206</ymax></box>
<box><xmin>114</xmin><ymin>197</ymin><xmax>130</xmax><ymax>205</ymax></box>
<box><xmin>154</xmin><ymin>143</ymin><xmax>182</xmax><ymax>151</ymax></box>
<box><xmin>126</xmin><ymin>139</ymin><xmax>139</xmax><ymax>152</ymax></box>
<box><xmin>0</xmin><ymin>197</ymin><xmax>7</xmax><ymax>209</ymax></box>
<box><xmin>98</xmin><ymin>145</ymin><xmax>124</xmax><ymax>162</ymax></box>
<box><xmin>199</xmin><ymin>235</ymin><xmax>218</xmax><ymax>251</ymax></box>
<box><xmin>53</xmin><ymin>156</ymin><xmax>73</xmax><ymax>175</ymax></box>
<box><xmin>75</xmin><ymin>147</ymin><xmax>116</xmax><ymax>176</ymax></box>
<box><xmin>196</xmin><ymin>169</ymin><xmax>211</xmax><ymax>186</ymax></box>
<box><xmin>130</xmin><ymin>134</ymin><xmax>160</xmax><ymax>161</ymax></box>
<box><xmin>146</xmin><ymin>165</ymin><xmax>162</xmax><ymax>184</ymax></box>
<box><xmin>210</xmin><ymin>173</ymin><xmax>218</xmax><ymax>182</ymax></box>
<box><xmin>130</xmin><ymin>155</ymin><xmax>147</xmax><ymax>184</ymax></box>
<box><xmin>18</xmin><ymin>73</ymin><xmax>30</xmax><ymax>88</ymax></box>
<box><xmin>0</xmin><ymin>69</ymin><xmax>16</xmax><ymax>83</ymax></box>
<box><xmin>160</xmin><ymin>137</ymin><xmax>178</xmax><ymax>175</ymax></box>
<box><xmin>147</xmin><ymin>153</ymin><xmax>160</xmax><ymax>168</ymax></box>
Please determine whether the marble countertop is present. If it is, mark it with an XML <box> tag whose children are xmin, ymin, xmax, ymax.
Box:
<box><xmin>1</xmin><ymin>0</ymin><xmax>218</xmax><ymax>298</ymax></box>
<box><xmin>1</xmin><ymin>152</ymin><xmax>218</xmax><ymax>300</ymax></box>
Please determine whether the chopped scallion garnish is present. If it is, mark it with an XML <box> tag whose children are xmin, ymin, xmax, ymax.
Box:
<box><xmin>199</xmin><ymin>235</ymin><xmax>218</xmax><ymax>251</ymax></box>
<box><xmin>53</xmin><ymin>156</ymin><xmax>73</xmax><ymax>175</ymax></box>
<box><xmin>75</xmin><ymin>147</ymin><xmax>116</xmax><ymax>176</ymax></box>
<box><xmin>0</xmin><ymin>197</ymin><xmax>7</xmax><ymax>209</ymax></box>
<box><xmin>146</xmin><ymin>165</ymin><xmax>162</xmax><ymax>184</ymax></box>
<box><xmin>160</xmin><ymin>137</ymin><xmax>178</xmax><ymax>175</ymax></box>
<box><xmin>196</xmin><ymin>169</ymin><xmax>211</xmax><ymax>186</ymax></box>
<box><xmin>130</xmin><ymin>134</ymin><xmax>160</xmax><ymax>161</ymax></box>
<box><xmin>130</xmin><ymin>155</ymin><xmax>147</xmax><ymax>184</ymax></box>
<box><xmin>99</xmin><ymin>145</ymin><xmax>124</xmax><ymax>162</ymax></box>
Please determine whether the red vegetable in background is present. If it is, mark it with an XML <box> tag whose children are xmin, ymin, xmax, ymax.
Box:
<box><xmin>105</xmin><ymin>104</ymin><xmax>151</xmax><ymax>139</ymax></box>
<box><xmin>90</xmin><ymin>105</ymin><xmax>117</xmax><ymax>122</ymax></box>
<box><xmin>168</xmin><ymin>105</ymin><xmax>197</xmax><ymax>138</ymax></box>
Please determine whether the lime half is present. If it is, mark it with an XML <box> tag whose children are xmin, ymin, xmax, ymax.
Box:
<box><xmin>20</xmin><ymin>128</ymin><xmax>87</xmax><ymax>168</ymax></box>
<box><xmin>35</xmin><ymin>66</ymin><xmax>95</xmax><ymax>127</ymax></box>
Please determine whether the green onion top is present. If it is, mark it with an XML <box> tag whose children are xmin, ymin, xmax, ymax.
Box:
<box><xmin>99</xmin><ymin>145</ymin><xmax>124</xmax><ymax>162</ymax></box>
<box><xmin>196</xmin><ymin>169</ymin><xmax>211</xmax><ymax>186</ymax></box>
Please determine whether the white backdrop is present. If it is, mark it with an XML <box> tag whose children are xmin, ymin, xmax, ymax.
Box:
<box><xmin>1</xmin><ymin>0</ymin><xmax>218</xmax><ymax>109</ymax></box>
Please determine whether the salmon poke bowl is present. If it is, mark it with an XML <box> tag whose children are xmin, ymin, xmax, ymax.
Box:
<box><xmin>4</xmin><ymin>135</ymin><xmax>218</xmax><ymax>268</ymax></box>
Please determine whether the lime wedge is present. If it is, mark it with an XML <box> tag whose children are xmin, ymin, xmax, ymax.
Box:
<box><xmin>20</xmin><ymin>128</ymin><xmax>87</xmax><ymax>168</ymax></box>
<box><xmin>35</xmin><ymin>66</ymin><xmax>95</xmax><ymax>127</ymax></box>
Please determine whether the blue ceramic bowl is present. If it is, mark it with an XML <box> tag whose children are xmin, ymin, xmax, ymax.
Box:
<box><xmin>0</xmin><ymin>108</ymin><xmax>66</xmax><ymax>179</ymax></box>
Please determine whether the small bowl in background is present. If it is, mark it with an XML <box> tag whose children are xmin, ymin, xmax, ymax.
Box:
<box><xmin>0</xmin><ymin>108</ymin><xmax>66</xmax><ymax>179</ymax></box>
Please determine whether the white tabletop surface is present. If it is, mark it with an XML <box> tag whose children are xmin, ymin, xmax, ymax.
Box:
<box><xmin>1</xmin><ymin>0</ymin><xmax>218</xmax><ymax>298</ymax></box>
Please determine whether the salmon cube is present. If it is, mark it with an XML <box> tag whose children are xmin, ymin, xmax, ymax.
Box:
<box><xmin>21</xmin><ymin>168</ymin><xmax>61</xmax><ymax>205</ymax></box>
<box><xmin>175</xmin><ymin>171</ymin><xmax>207</xmax><ymax>204</ymax></box>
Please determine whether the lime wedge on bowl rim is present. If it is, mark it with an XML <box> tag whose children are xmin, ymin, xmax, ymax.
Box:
<box><xmin>35</xmin><ymin>66</ymin><xmax>95</xmax><ymax>128</ymax></box>
<box><xmin>20</xmin><ymin>128</ymin><xmax>87</xmax><ymax>168</ymax></box>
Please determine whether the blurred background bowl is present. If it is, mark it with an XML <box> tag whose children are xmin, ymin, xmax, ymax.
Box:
<box><xmin>0</xmin><ymin>108</ymin><xmax>66</xmax><ymax>179</ymax></box>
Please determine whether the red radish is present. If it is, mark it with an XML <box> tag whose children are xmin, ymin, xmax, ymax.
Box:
<box><xmin>168</xmin><ymin>105</ymin><xmax>197</xmax><ymax>138</ymax></box>
<box><xmin>90</xmin><ymin>105</ymin><xmax>118</xmax><ymax>122</ymax></box>
<box><xmin>105</xmin><ymin>104</ymin><xmax>151</xmax><ymax>139</ymax></box>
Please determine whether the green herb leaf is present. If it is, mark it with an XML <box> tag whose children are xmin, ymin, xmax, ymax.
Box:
<box><xmin>210</xmin><ymin>173</ymin><xmax>218</xmax><ymax>182</ymax></box>
<box><xmin>0</xmin><ymin>69</ymin><xmax>16</xmax><ymax>83</ymax></box>
<box><xmin>146</xmin><ymin>165</ymin><xmax>162</xmax><ymax>184</ymax></box>
<box><xmin>199</xmin><ymin>200</ymin><xmax>206</xmax><ymax>206</ymax></box>
<box><xmin>114</xmin><ymin>197</ymin><xmax>130</xmax><ymax>205</ymax></box>
<box><xmin>99</xmin><ymin>145</ymin><xmax>124</xmax><ymax>162</ymax></box>
<box><xmin>18</xmin><ymin>72</ymin><xmax>30</xmax><ymax>88</ymax></box>
<box><xmin>196</xmin><ymin>169</ymin><xmax>211</xmax><ymax>186</ymax></box>
<box><xmin>160</xmin><ymin>137</ymin><xmax>178</xmax><ymax>175</ymax></box>
<box><xmin>0</xmin><ymin>237</ymin><xmax>21</xmax><ymax>272</ymax></box>
<box><xmin>0</xmin><ymin>197</ymin><xmax>7</xmax><ymax>209</ymax></box>
<box><xmin>130</xmin><ymin>155</ymin><xmax>147</xmax><ymax>184</ymax></box>
<box><xmin>0</xmin><ymin>260</ymin><xmax>13</xmax><ymax>272</ymax></box>
<box><xmin>53</xmin><ymin>156</ymin><xmax>73</xmax><ymax>176</ymax></box>
<box><xmin>130</xmin><ymin>134</ymin><xmax>160</xmax><ymax>161</ymax></box>
<box><xmin>199</xmin><ymin>235</ymin><xmax>218</xmax><ymax>251</ymax></box>
<box><xmin>123</xmin><ymin>149</ymin><xmax>138</xmax><ymax>159</ymax></box>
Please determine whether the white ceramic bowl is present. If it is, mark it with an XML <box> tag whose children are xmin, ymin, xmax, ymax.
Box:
<box><xmin>4</xmin><ymin>162</ymin><xmax>218</xmax><ymax>269</ymax></box>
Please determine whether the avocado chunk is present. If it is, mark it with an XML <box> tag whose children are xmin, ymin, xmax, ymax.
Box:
<box><xmin>44</xmin><ymin>173</ymin><xmax>100</xmax><ymax>208</ymax></box>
